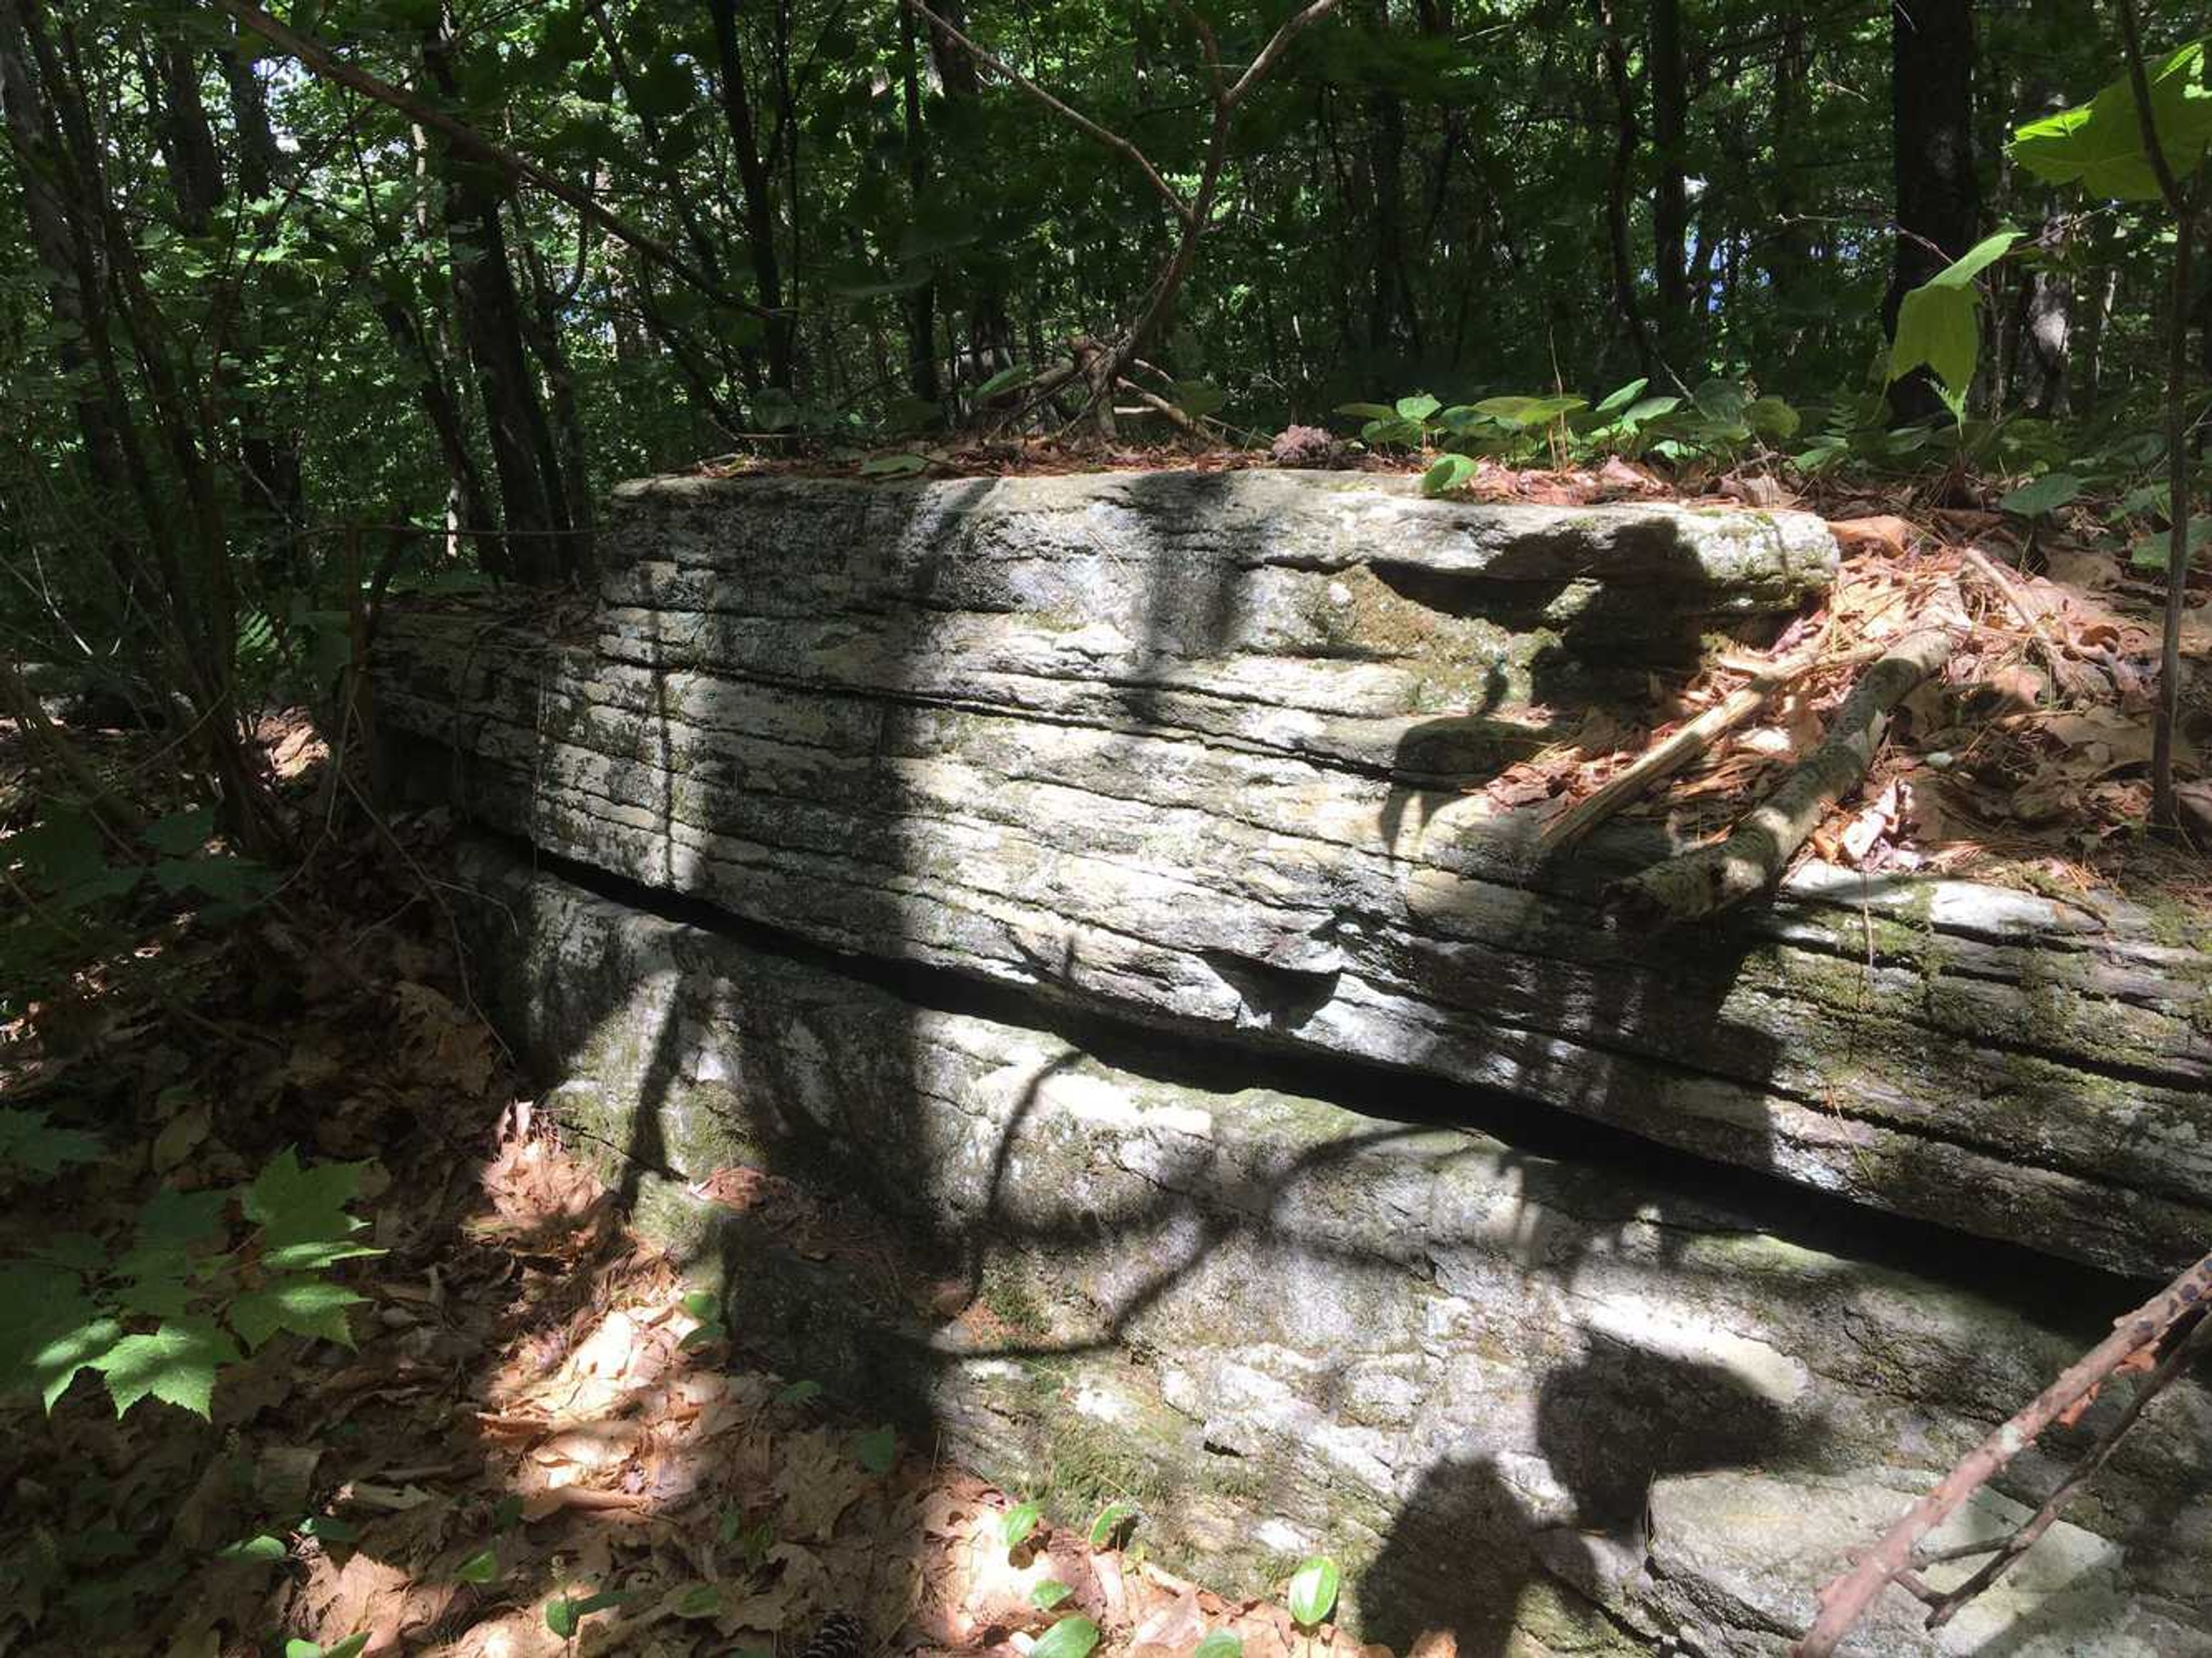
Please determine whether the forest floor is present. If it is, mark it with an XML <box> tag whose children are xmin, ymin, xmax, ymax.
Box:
<box><xmin>2</xmin><ymin>454</ymin><xmax>2209</xmax><ymax>1657</ymax></box>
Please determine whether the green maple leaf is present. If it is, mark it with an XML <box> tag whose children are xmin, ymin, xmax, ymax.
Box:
<box><xmin>137</xmin><ymin>1186</ymin><xmax>230</xmax><ymax>1249</ymax></box>
<box><xmin>229</xmin><ymin>1277</ymin><xmax>366</xmax><ymax>1351</ymax></box>
<box><xmin>0</xmin><ymin>1265</ymin><xmax>121</xmax><ymax>1410</ymax></box>
<box><xmin>259</xmin><ymin>1238</ymin><xmax>384</xmax><ymax>1273</ymax></box>
<box><xmin>92</xmin><ymin>1320</ymin><xmax>238</xmax><ymax>1418</ymax></box>
<box><xmin>0</xmin><ymin>1107</ymin><xmax>103</xmax><ymax>1178</ymax></box>
<box><xmin>243</xmin><ymin>1148</ymin><xmax>369</xmax><ymax>1248</ymax></box>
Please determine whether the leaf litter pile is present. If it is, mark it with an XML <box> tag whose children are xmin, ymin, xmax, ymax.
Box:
<box><xmin>3</xmin><ymin>465</ymin><xmax>2209</xmax><ymax>1658</ymax></box>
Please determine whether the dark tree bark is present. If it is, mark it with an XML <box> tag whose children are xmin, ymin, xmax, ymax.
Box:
<box><xmin>1884</xmin><ymin>0</ymin><xmax>1980</xmax><ymax>423</ymax></box>
<box><xmin>918</xmin><ymin>0</ymin><xmax>1013</xmax><ymax>376</ymax></box>
<box><xmin>1593</xmin><ymin>0</ymin><xmax>1657</xmax><ymax>377</ymax></box>
<box><xmin>897</xmin><ymin>0</ymin><xmax>941</xmax><ymax>406</ymax></box>
<box><xmin>422</xmin><ymin>18</ymin><xmax>574</xmax><ymax>584</ymax></box>
<box><xmin>704</xmin><ymin>0</ymin><xmax>793</xmax><ymax>388</ymax></box>
<box><xmin>1649</xmin><ymin>0</ymin><xmax>1692</xmax><ymax>356</ymax></box>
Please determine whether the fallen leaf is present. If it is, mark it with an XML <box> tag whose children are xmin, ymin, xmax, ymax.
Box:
<box><xmin>1828</xmin><ymin>516</ymin><xmax>1918</xmax><ymax>558</ymax></box>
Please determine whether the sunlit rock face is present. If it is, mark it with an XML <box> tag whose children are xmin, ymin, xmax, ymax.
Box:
<box><xmin>374</xmin><ymin>470</ymin><xmax>2212</xmax><ymax>1279</ymax></box>
<box><xmin>373</xmin><ymin>471</ymin><xmax>2212</xmax><ymax>1651</ymax></box>
<box><xmin>445</xmin><ymin>839</ymin><xmax>2212</xmax><ymax>1657</ymax></box>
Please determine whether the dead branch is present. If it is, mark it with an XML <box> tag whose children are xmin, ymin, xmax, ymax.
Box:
<box><xmin>906</xmin><ymin>0</ymin><xmax>1339</xmax><ymax>436</ymax></box>
<box><xmin>1959</xmin><ymin>544</ymin><xmax>2070</xmax><ymax>699</ymax></box>
<box><xmin>1539</xmin><ymin>630</ymin><xmax>1881</xmax><ymax>857</ymax></box>
<box><xmin>1791</xmin><ymin>1250</ymin><xmax>2212</xmax><ymax>1656</ymax></box>
<box><xmin>1607</xmin><ymin>578</ymin><xmax>1966</xmax><ymax>926</ymax></box>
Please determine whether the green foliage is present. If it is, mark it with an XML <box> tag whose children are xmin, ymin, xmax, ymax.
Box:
<box><xmin>1032</xmin><ymin>1580</ymin><xmax>1075</xmax><ymax>1609</ymax></box>
<box><xmin>1886</xmin><ymin>229</ymin><xmax>2024</xmax><ymax>421</ymax></box>
<box><xmin>545</xmin><ymin>1588</ymin><xmax>630</xmax><ymax>1637</ymax></box>
<box><xmin>1087</xmin><ymin>1500</ymin><xmax>1138</xmax><ymax>1549</ymax></box>
<box><xmin>0</xmin><ymin>1107</ymin><xmax>103</xmax><ymax>1180</ymax></box>
<box><xmin>1285</xmin><ymin>1556</ymin><xmax>1340</xmax><ymax>1627</ymax></box>
<box><xmin>1031</xmin><ymin>1614</ymin><xmax>1102</xmax><ymax>1658</ymax></box>
<box><xmin>1001</xmin><ymin>1500</ymin><xmax>1043</xmax><ymax>1550</ymax></box>
<box><xmin>286</xmin><ymin>1637</ymin><xmax>370</xmax><ymax>1658</ymax></box>
<box><xmin>854</xmin><ymin>1424</ymin><xmax>899</xmax><ymax>1473</ymax></box>
<box><xmin>2012</xmin><ymin>39</ymin><xmax>2212</xmax><ymax>199</ymax></box>
<box><xmin>1998</xmin><ymin>472</ymin><xmax>2085</xmax><ymax>518</ymax></box>
<box><xmin>1194</xmin><ymin>1633</ymin><xmax>1244</xmax><ymax>1658</ymax></box>
<box><xmin>0</xmin><ymin>1149</ymin><xmax>380</xmax><ymax>1420</ymax></box>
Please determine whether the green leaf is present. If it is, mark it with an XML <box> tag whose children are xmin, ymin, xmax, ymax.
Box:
<box><xmin>137</xmin><ymin>1186</ymin><xmax>229</xmax><ymax>1249</ymax></box>
<box><xmin>858</xmin><ymin>452</ymin><xmax>930</xmax><ymax>477</ymax></box>
<box><xmin>1998</xmin><ymin>472</ymin><xmax>2083</xmax><ymax>518</ymax></box>
<box><xmin>1031</xmin><ymin>1615</ymin><xmax>1101</xmax><ymax>1658</ymax></box>
<box><xmin>1002</xmin><ymin>1501</ymin><xmax>1042</xmax><ymax>1549</ymax></box>
<box><xmin>1393</xmin><ymin>392</ymin><xmax>1441</xmax><ymax>422</ymax></box>
<box><xmin>1286</xmin><ymin>1556</ymin><xmax>1341</xmax><ymax>1627</ymax></box>
<box><xmin>1194</xmin><ymin>1633</ymin><xmax>1244</xmax><ymax>1658</ymax></box>
<box><xmin>1471</xmin><ymin>393</ymin><xmax>1584</xmax><ymax>429</ymax></box>
<box><xmin>2128</xmin><ymin>517</ymin><xmax>2210</xmax><ymax>571</ymax></box>
<box><xmin>243</xmin><ymin>1148</ymin><xmax>369</xmax><ymax>1248</ymax></box>
<box><xmin>854</xmin><ymin>1424</ymin><xmax>898</xmax><ymax>1473</ymax></box>
<box><xmin>775</xmin><ymin>1379</ymin><xmax>823</xmax><ymax>1407</ymax></box>
<box><xmin>493</xmin><ymin>1494</ymin><xmax>526</xmax><ymax>1532</ymax></box>
<box><xmin>1623</xmin><ymin>393</ymin><xmax>1681</xmax><ymax>425</ymax></box>
<box><xmin>546</xmin><ymin>1589</ymin><xmax>629</xmax><ymax>1636</ymax></box>
<box><xmin>1421</xmin><ymin>453</ymin><xmax>1481</xmax><ymax>497</ymax></box>
<box><xmin>2012</xmin><ymin>41</ymin><xmax>2212</xmax><ymax>200</ymax></box>
<box><xmin>229</xmin><ymin>1277</ymin><xmax>366</xmax><ymax>1351</ymax></box>
<box><xmin>1031</xmin><ymin>1581</ymin><xmax>1075</xmax><ymax>1610</ymax></box>
<box><xmin>321</xmin><ymin>1638</ymin><xmax>370</xmax><ymax>1658</ymax></box>
<box><xmin>0</xmin><ymin>1107</ymin><xmax>103</xmax><ymax>1178</ymax></box>
<box><xmin>92</xmin><ymin>1320</ymin><xmax>238</xmax><ymax>1418</ymax></box>
<box><xmin>259</xmin><ymin>1239</ymin><xmax>385</xmax><ymax>1273</ymax></box>
<box><xmin>0</xmin><ymin>1265</ymin><xmax>119</xmax><ymax>1410</ymax></box>
<box><xmin>300</xmin><ymin>1514</ymin><xmax>362</xmax><ymax>1543</ymax></box>
<box><xmin>217</xmin><ymin>1533</ymin><xmax>288</xmax><ymax>1562</ymax></box>
<box><xmin>456</xmin><ymin>1547</ymin><xmax>499</xmax><ymax>1584</ymax></box>
<box><xmin>672</xmin><ymin>1584</ymin><xmax>724</xmax><ymax>1617</ymax></box>
<box><xmin>1745</xmin><ymin>396</ymin><xmax>1801</xmax><ymax>441</ymax></box>
<box><xmin>1887</xmin><ymin>229</ymin><xmax>2022</xmax><ymax>408</ymax></box>
<box><xmin>1087</xmin><ymin>1500</ymin><xmax>1137</xmax><ymax>1550</ymax></box>
<box><xmin>142</xmin><ymin>806</ymin><xmax>214</xmax><ymax>857</ymax></box>
<box><xmin>680</xmin><ymin>1289</ymin><xmax>719</xmax><ymax>1321</ymax></box>
<box><xmin>974</xmin><ymin>364</ymin><xmax>1035</xmax><ymax>399</ymax></box>
<box><xmin>1593</xmin><ymin>377</ymin><xmax>1649</xmax><ymax>415</ymax></box>
<box><xmin>677</xmin><ymin>1320</ymin><xmax>726</xmax><ymax>1352</ymax></box>
<box><xmin>1691</xmin><ymin>379</ymin><xmax>1749</xmax><ymax>424</ymax></box>
<box><xmin>1332</xmin><ymin>402</ymin><xmax>1398</xmax><ymax>421</ymax></box>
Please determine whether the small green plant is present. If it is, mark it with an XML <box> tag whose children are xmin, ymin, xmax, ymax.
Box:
<box><xmin>1087</xmin><ymin>1500</ymin><xmax>1137</xmax><ymax>1550</ymax></box>
<box><xmin>676</xmin><ymin>1288</ymin><xmax>727</xmax><ymax>1352</ymax></box>
<box><xmin>853</xmin><ymin>1424</ymin><xmax>899</xmax><ymax>1474</ymax></box>
<box><xmin>1031</xmin><ymin>1614</ymin><xmax>1101</xmax><ymax>1658</ymax></box>
<box><xmin>544</xmin><ymin>1588</ymin><xmax>629</xmax><ymax>1637</ymax></box>
<box><xmin>285</xmin><ymin>1637</ymin><xmax>370</xmax><ymax>1658</ymax></box>
<box><xmin>1286</xmin><ymin>1555</ymin><xmax>1340</xmax><ymax>1628</ymax></box>
<box><xmin>1031</xmin><ymin>1580</ymin><xmax>1074</xmax><ymax>1610</ymax></box>
<box><xmin>455</xmin><ymin>1547</ymin><xmax>500</xmax><ymax>1585</ymax></box>
<box><xmin>0</xmin><ymin>1147</ymin><xmax>381</xmax><ymax>1419</ymax></box>
<box><xmin>1194</xmin><ymin>1632</ymin><xmax>1244</xmax><ymax>1658</ymax></box>
<box><xmin>1001</xmin><ymin>1500</ymin><xmax>1043</xmax><ymax>1551</ymax></box>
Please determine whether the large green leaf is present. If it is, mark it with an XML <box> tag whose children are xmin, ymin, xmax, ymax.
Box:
<box><xmin>92</xmin><ymin>1319</ymin><xmax>238</xmax><ymax>1418</ymax></box>
<box><xmin>1031</xmin><ymin>1615</ymin><xmax>1101</xmax><ymax>1658</ymax></box>
<box><xmin>2012</xmin><ymin>40</ymin><xmax>2212</xmax><ymax>200</ymax></box>
<box><xmin>0</xmin><ymin>1107</ymin><xmax>102</xmax><ymax>1178</ymax></box>
<box><xmin>243</xmin><ymin>1148</ymin><xmax>369</xmax><ymax>1248</ymax></box>
<box><xmin>1286</xmin><ymin>1556</ymin><xmax>1341</xmax><ymax>1627</ymax></box>
<box><xmin>1887</xmin><ymin>230</ymin><xmax>2022</xmax><ymax>406</ymax></box>
<box><xmin>229</xmin><ymin>1277</ymin><xmax>366</xmax><ymax>1350</ymax></box>
<box><xmin>0</xmin><ymin>1265</ymin><xmax>119</xmax><ymax>1409</ymax></box>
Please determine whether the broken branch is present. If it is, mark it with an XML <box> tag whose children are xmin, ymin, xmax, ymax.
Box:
<box><xmin>1539</xmin><ymin>630</ymin><xmax>1879</xmax><ymax>857</ymax></box>
<box><xmin>1791</xmin><ymin>1250</ymin><xmax>2212</xmax><ymax>1656</ymax></box>
<box><xmin>1607</xmin><ymin>579</ymin><xmax>1966</xmax><ymax>926</ymax></box>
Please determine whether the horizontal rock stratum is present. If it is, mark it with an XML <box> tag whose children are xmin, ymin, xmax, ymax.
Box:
<box><xmin>374</xmin><ymin>470</ymin><xmax>2212</xmax><ymax>1280</ymax></box>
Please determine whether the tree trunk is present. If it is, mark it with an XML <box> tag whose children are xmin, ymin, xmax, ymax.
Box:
<box><xmin>422</xmin><ymin>18</ymin><xmax>574</xmax><ymax>584</ymax></box>
<box><xmin>1650</xmin><ymin>0</ymin><xmax>1691</xmax><ymax>358</ymax></box>
<box><xmin>897</xmin><ymin>0</ymin><xmax>941</xmax><ymax>406</ymax></box>
<box><xmin>1593</xmin><ymin>0</ymin><xmax>1657</xmax><ymax>378</ymax></box>
<box><xmin>704</xmin><ymin>0</ymin><xmax>793</xmax><ymax>388</ymax></box>
<box><xmin>1884</xmin><ymin>0</ymin><xmax>1979</xmax><ymax>423</ymax></box>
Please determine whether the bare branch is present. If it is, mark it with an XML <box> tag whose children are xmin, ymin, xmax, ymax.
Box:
<box><xmin>1225</xmin><ymin>0</ymin><xmax>1340</xmax><ymax>108</ymax></box>
<box><xmin>1791</xmin><ymin>1250</ymin><xmax>2212</xmax><ymax>1656</ymax></box>
<box><xmin>900</xmin><ymin>0</ymin><xmax>1193</xmax><ymax>224</ymax></box>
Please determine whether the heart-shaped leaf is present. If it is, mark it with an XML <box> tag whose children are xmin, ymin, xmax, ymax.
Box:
<box><xmin>1287</xmin><ymin>1555</ymin><xmax>1341</xmax><ymax>1627</ymax></box>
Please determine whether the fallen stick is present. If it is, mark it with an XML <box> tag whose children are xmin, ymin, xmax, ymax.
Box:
<box><xmin>1959</xmin><ymin>545</ymin><xmax>2069</xmax><ymax>698</ymax></box>
<box><xmin>1540</xmin><ymin>630</ymin><xmax>1880</xmax><ymax>857</ymax></box>
<box><xmin>1607</xmin><ymin>578</ymin><xmax>1966</xmax><ymax>926</ymax></box>
<box><xmin>1791</xmin><ymin>1249</ymin><xmax>2212</xmax><ymax>1657</ymax></box>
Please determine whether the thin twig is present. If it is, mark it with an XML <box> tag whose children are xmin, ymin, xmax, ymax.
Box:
<box><xmin>1792</xmin><ymin>1249</ymin><xmax>2212</xmax><ymax>1656</ymax></box>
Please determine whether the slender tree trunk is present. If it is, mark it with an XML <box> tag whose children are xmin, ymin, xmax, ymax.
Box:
<box><xmin>1884</xmin><ymin>0</ymin><xmax>1980</xmax><ymax>423</ymax></box>
<box><xmin>897</xmin><ymin>1</ymin><xmax>941</xmax><ymax>406</ymax></box>
<box><xmin>1650</xmin><ymin>0</ymin><xmax>1691</xmax><ymax>357</ymax></box>
<box><xmin>422</xmin><ymin>17</ymin><xmax>573</xmax><ymax>583</ymax></box>
<box><xmin>704</xmin><ymin>0</ymin><xmax>793</xmax><ymax>387</ymax></box>
<box><xmin>1593</xmin><ymin>0</ymin><xmax>1657</xmax><ymax>378</ymax></box>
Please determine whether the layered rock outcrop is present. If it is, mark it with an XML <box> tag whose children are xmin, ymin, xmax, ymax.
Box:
<box><xmin>372</xmin><ymin>470</ymin><xmax>2212</xmax><ymax>1652</ymax></box>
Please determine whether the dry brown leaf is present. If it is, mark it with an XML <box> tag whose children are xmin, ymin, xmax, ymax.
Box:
<box><xmin>1828</xmin><ymin>515</ymin><xmax>1918</xmax><ymax>557</ymax></box>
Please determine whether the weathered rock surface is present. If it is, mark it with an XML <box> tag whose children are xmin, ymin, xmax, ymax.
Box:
<box><xmin>449</xmin><ymin>838</ymin><xmax>2212</xmax><ymax>1655</ymax></box>
<box><xmin>373</xmin><ymin>470</ymin><xmax>2212</xmax><ymax>1277</ymax></box>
